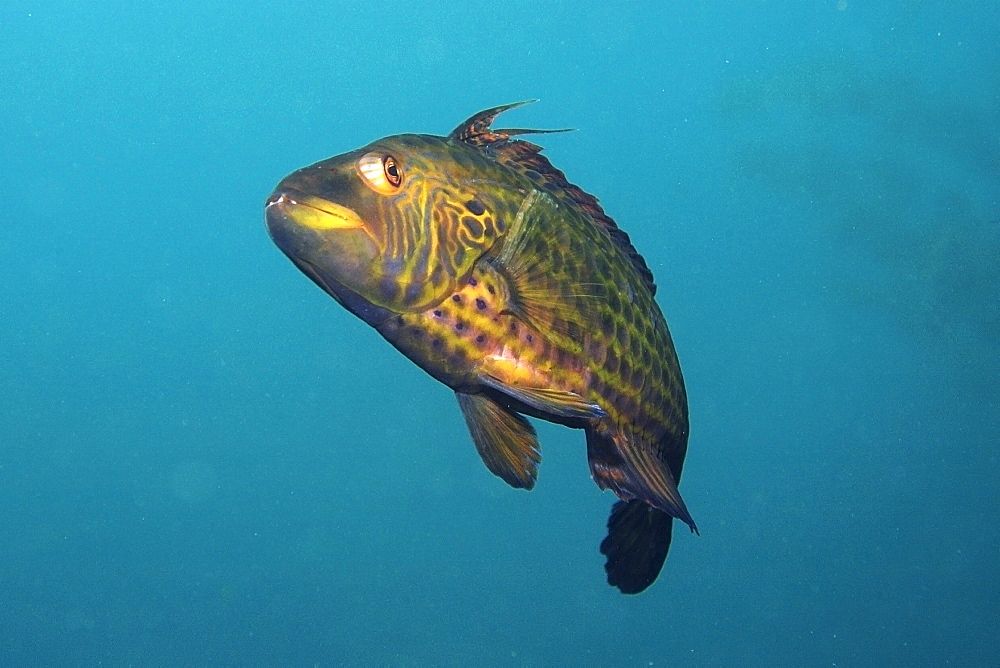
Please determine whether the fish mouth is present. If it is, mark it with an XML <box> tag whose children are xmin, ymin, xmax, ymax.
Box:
<box><xmin>265</xmin><ymin>188</ymin><xmax>365</xmax><ymax>230</ymax></box>
<box><xmin>264</xmin><ymin>198</ymin><xmax>394</xmax><ymax>328</ymax></box>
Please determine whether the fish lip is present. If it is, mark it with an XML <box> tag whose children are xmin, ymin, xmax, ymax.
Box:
<box><xmin>265</xmin><ymin>187</ymin><xmax>365</xmax><ymax>230</ymax></box>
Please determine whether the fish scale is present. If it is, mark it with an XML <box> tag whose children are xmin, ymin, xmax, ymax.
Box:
<box><xmin>384</xmin><ymin>265</ymin><xmax>578</xmax><ymax>395</ymax></box>
<box><xmin>265</xmin><ymin>102</ymin><xmax>696</xmax><ymax>594</ymax></box>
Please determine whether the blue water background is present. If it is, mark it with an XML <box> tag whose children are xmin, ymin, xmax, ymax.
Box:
<box><xmin>2</xmin><ymin>1</ymin><xmax>997</xmax><ymax>664</ymax></box>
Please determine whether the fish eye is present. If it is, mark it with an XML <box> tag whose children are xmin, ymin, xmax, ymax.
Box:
<box><xmin>358</xmin><ymin>152</ymin><xmax>403</xmax><ymax>194</ymax></box>
<box><xmin>383</xmin><ymin>156</ymin><xmax>401</xmax><ymax>186</ymax></box>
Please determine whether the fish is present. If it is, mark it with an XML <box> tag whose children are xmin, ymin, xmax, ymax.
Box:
<box><xmin>264</xmin><ymin>102</ymin><xmax>697</xmax><ymax>594</ymax></box>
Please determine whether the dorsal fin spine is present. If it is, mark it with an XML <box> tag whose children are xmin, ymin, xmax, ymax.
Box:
<box><xmin>451</xmin><ymin>102</ymin><xmax>658</xmax><ymax>296</ymax></box>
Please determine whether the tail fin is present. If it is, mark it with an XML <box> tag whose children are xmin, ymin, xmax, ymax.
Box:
<box><xmin>600</xmin><ymin>500</ymin><xmax>674</xmax><ymax>594</ymax></box>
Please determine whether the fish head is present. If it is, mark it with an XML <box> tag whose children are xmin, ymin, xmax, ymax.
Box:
<box><xmin>266</xmin><ymin>133</ymin><xmax>518</xmax><ymax>323</ymax></box>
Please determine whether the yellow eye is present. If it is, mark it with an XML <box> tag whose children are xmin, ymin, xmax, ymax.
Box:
<box><xmin>358</xmin><ymin>153</ymin><xmax>403</xmax><ymax>194</ymax></box>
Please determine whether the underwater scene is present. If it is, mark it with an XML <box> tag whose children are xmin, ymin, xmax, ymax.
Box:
<box><xmin>1</xmin><ymin>1</ymin><xmax>997</xmax><ymax>664</ymax></box>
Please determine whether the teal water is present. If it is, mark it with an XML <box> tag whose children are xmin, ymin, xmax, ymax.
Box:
<box><xmin>2</xmin><ymin>1</ymin><xmax>997</xmax><ymax>664</ymax></box>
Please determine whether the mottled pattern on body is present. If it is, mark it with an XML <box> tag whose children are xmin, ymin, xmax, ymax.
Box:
<box><xmin>265</xmin><ymin>102</ymin><xmax>696</xmax><ymax>594</ymax></box>
<box><xmin>365</xmin><ymin>136</ymin><xmax>514</xmax><ymax>311</ymax></box>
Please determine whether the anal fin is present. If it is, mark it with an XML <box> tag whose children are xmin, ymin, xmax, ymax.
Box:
<box><xmin>586</xmin><ymin>427</ymin><xmax>697</xmax><ymax>533</ymax></box>
<box><xmin>457</xmin><ymin>391</ymin><xmax>540</xmax><ymax>490</ymax></box>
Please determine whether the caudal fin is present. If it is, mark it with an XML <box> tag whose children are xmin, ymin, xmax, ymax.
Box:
<box><xmin>600</xmin><ymin>500</ymin><xmax>674</xmax><ymax>594</ymax></box>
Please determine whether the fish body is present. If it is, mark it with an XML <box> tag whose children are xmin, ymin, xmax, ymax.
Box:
<box><xmin>265</xmin><ymin>103</ymin><xmax>696</xmax><ymax>593</ymax></box>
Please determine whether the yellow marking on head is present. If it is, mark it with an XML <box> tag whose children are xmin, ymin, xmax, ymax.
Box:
<box><xmin>279</xmin><ymin>195</ymin><xmax>365</xmax><ymax>231</ymax></box>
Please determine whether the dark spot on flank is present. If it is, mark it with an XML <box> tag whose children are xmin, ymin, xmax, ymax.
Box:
<box><xmin>600</xmin><ymin>312</ymin><xmax>615</xmax><ymax>336</ymax></box>
<box><xmin>475</xmin><ymin>298</ymin><xmax>487</xmax><ymax>310</ymax></box>
<box><xmin>487</xmin><ymin>284</ymin><xmax>496</xmax><ymax>295</ymax></box>
<box><xmin>526</xmin><ymin>333</ymin><xmax>533</xmax><ymax>343</ymax></box>
<box><xmin>433</xmin><ymin>309</ymin><xmax>442</xmax><ymax>317</ymax></box>
<box><xmin>452</xmin><ymin>294</ymin><xmax>462</xmax><ymax>304</ymax></box>
<box><xmin>510</xmin><ymin>322</ymin><xmax>518</xmax><ymax>334</ymax></box>
<box><xmin>468</xmin><ymin>277</ymin><xmax>478</xmax><ymax>287</ymax></box>
<box><xmin>462</xmin><ymin>216</ymin><xmax>485</xmax><ymax>238</ymax></box>
<box><xmin>495</xmin><ymin>218</ymin><xmax>506</xmax><ymax>232</ymax></box>
<box><xmin>608</xmin><ymin>290</ymin><xmax>622</xmax><ymax>312</ymax></box>
<box><xmin>432</xmin><ymin>338</ymin><xmax>442</xmax><ymax>348</ymax></box>
<box><xmin>619</xmin><ymin>359</ymin><xmax>632</xmax><ymax>386</ymax></box>
<box><xmin>410</xmin><ymin>327</ymin><xmax>423</xmax><ymax>337</ymax></box>
<box><xmin>476</xmin><ymin>334</ymin><xmax>486</xmax><ymax>343</ymax></box>
<box><xmin>456</xmin><ymin>321</ymin><xmax>465</xmax><ymax>331</ymax></box>
<box><xmin>630</xmin><ymin>364</ymin><xmax>644</xmax><ymax>390</ymax></box>
<box><xmin>465</xmin><ymin>199</ymin><xmax>486</xmax><ymax>216</ymax></box>
<box><xmin>606</xmin><ymin>346</ymin><xmax>619</xmax><ymax>373</ymax></box>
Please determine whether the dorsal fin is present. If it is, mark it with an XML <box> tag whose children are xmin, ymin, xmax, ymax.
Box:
<box><xmin>450</xmin><ymin>102</ymin><xmax>658</xmax><ymax>296</ymax></box>
<box><xmin>449</xmin><ymin>100</ymin><xmax>571</xmax><ymax>145</ymax></box>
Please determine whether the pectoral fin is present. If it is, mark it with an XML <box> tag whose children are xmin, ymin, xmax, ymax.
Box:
<box><xmin>489</xmin><ymin>191</ymin><xmax>604</xmax><ymax>341</ymax></box>
<box><xmin>478</xmin><ymin>372</ymin><xmax>606</xmax><ymax>421</ymax></box>
<box><xmin>457</xmin><ymin>391</ymin><xmax>540</xmax><ymax>490</ymax></box>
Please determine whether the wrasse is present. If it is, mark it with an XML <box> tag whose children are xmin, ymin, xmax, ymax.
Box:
<box><xmin>265</xmin><ymin>102</ymin><xmax>697</xmax><ymax>593</ymax></box>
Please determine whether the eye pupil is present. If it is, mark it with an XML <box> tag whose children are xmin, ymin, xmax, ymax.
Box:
<box><xmin>383</xmin><ymin>156</ymin><xmax>401</xmax><ymax>186</ymax></box>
